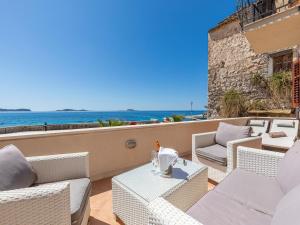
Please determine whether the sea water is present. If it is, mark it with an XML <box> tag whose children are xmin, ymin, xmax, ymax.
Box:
<box><xmin>0</xmin><ymin>110</ymin><xmax>206</xmax><ymax>127</ymax></box>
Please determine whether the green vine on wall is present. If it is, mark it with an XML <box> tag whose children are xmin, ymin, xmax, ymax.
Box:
<box><xmin>250</xmin><ymin>71</ymin><xmax>292</xmax><ymax>109</ymax></box>
<box><xmin>220</xmin><ymin>71</ymin><xmax>292</xmax><ymax>117</ymax></box>
<box><xmin>220</xmin><ymin>89</ymin><xmax>248</xmax><ymax>118</ymax></box>
<box><xmin>250</xmin><ymin>72</ymin><xmax>268</xmax><ymax>88</ymax></box>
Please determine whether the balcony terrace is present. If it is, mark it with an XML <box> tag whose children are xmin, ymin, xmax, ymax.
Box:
<box><xmin>237</xmin><ymin>0</ymin><xmax>299</xmax><ymax>27</ymax></box>
<box><xmin>0</xmin><ymin>116</ymin><xmax>297</xmax><ymax>224</ymax></box>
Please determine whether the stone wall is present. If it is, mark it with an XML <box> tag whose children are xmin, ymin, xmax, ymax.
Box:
<box><xmin>208</xmin><ymin>18</ymin><xmax>277</xmax><ymax>118</ymax></box>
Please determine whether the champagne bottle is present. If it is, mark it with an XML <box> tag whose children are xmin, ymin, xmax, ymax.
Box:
<box><xmin>155</xmin><ymin>140</ymin><xmax>161</xmax><ymax>152</ymax></box>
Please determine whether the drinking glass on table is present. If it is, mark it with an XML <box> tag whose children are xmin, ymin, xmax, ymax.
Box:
<box><xmin>151</xmin><ymin>150</ymin><xmax>159</xmax><ymax>169</ymax></box>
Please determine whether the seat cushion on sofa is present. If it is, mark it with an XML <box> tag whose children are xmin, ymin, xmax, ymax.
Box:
<box><xmin>187</xmin><ymin>191</ymin><xmax>272</xmax><ymax>225</ymax></box>
<box><xmin>68</xmin><ymin>178</ymin><xmax>91</xmax><ymax>225</ymax></box>
<box><xmin>0</xmin><ymin>145</ymin><xmax>37</xmax><ymax>191</ymax></box>
<box><xmin>215</xmin><ymin>169</ymin><xmax>284</xmax><ymax>216</ymax></box>
<box><xmin>277</xmin><ymin>140</ymin><xmax>300</xmax><ymax>193</ymax></box>
<box><xmin>39</xmin><ymin>178</ymin><xmax>91</xmax><ymax>225</ymax></box>
<box><xmin>215</xmin><ymin>122</ymin><xmax>251</xmax><ymax>147</ymax></box>
<box><xmin>271</xmin><ymin>184</ymin><xmax>300</xmax><ymax>225</ymax></box>
<box><xmin>195</xmin><ymin>144</ymin><xmax>227</xmax><ymax>166</ymax></box>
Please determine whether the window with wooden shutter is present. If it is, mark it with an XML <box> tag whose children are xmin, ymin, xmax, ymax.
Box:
<box><xmin>292</xmin><ymin>60</ymin><xmax>300</xmax><ymax>108</ymax></box>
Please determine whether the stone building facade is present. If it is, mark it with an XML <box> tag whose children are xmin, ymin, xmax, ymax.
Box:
<box><xmin>207</xmin><ymin>16</ymin><xmax>292</xmax><ymax>118</ymax></box>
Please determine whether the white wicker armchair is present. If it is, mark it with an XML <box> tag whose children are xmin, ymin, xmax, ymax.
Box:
<box><xmin>237</xmin><ymin>146</ymin><xmax>284</xmax><ymax>177</ymax></box>
<box><xmin>192</xmin><ymin>131</ymin><xmax>262</xmax><ymax>182</ymax></box>
<box><xmin>149</xmin><ymin>147</ymin><xmax>285</xmax><ymax>225</ymax></box>
<box><xmin>0</xmin><ymin>152</ymin><xmax>90</xmax><ymax>225</ymax></box>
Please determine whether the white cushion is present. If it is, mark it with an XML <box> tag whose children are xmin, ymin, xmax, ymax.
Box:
<box><xmin>249</xmin><ymin>120</ymin><xmax>265</xmax><ymax>127</ymax></box>
<box><xmin>277</xmin><ymin>121</ymin><xmax>295</xmax><ymax>128</ymax></box>
<box><xmin>262</xmin><ymin>133</ymin><xmax>295</xmax><ymax>149</ymax></box>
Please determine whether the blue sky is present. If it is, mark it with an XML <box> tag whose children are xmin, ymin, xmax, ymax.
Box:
<box><xmin>0</xmin><ymin>0</ymin><xmax>235</xmax><ymax>111</ymax></box>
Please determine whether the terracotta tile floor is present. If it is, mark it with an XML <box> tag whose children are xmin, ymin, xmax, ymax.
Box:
<box><xmin>90</xmin><ymin>177</ymin><xmax>122</xmax><ymax>225</ymax></box>
<box><xmin>89</xmin><ymin>156</ymin><xmax>215</xmax><ymax>225</ymax></box>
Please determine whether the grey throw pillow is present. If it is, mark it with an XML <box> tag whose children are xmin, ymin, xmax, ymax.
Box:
<box><xmin>276</xmin><ymin>140</ymin><xmax>300</xmax><ymax>193</ymax></box>
<box><xmin>0</xmin><ymin>145</ymin><xmax>37</xmax><ymax>191</ymax></box>
<box><xmin>215</xmin><ymin>122</ymin><xmax>251</xmax><ymax>147</ymax></box>
<box><xmin>272</xmin><ymin>184</ymin><xmax>300</xmax><ymax>225</ymax></box>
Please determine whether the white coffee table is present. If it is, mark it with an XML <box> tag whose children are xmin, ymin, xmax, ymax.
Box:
<box><xmin>112</xmin><ymin>159</ymin><xmax>208</xmax><ymax>225</ymax></box>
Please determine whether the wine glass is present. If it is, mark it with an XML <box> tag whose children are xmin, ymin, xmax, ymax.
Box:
<box><xmin>151</xmin><ymin>150</ymin><xmax>158</xmax><ymax>169</ymax></box>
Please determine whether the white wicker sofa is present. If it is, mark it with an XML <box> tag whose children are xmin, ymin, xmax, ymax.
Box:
<box><xmin>0</xmin><ymin>152</ymin><xmax>91</xmax><ymax>225</ymax></box>
<box><xmin>192</xmin><ymin>122</ymin><xmax>262</xmax><ymax>183</ymax></box>
<box><xmin>149</xmin><ymin>144</ymin><xmax>300</xmax><ymax>225</ymax></box>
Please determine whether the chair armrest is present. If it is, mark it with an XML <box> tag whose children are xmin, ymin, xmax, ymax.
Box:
<box><xmin>148</xmin><ymin>198</ymin><xmax>203</xmax><ymax>225</ymax></box>
<box><xmin>27</xmin><ymin>152</ymin><xmax>89</xmax><ymax>184</ymax></box>
<box><xmin>237</xmin><ymin>146</ymin><xmax>285</xmax><ymax>177</ymax></box>
<box><xmin>192</xmin><ymin>132</ymin><xmax>216</xmax><ymax>150</ymax></box>
<box><xmin>228</xmin><ymin>136</ymin><xmax>262</xmax><ymax>149</ymax></box>
<box><xmin>226</xmin><ymin>136</ymin><xmax>262</xmax><ymax>173</ymax></box>
<box><xmin>0</xmin><ymin>183</ymin><xmax>71</xmax><ymax>225</ymax></box>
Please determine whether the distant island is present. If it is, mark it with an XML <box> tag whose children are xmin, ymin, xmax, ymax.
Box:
<box><xmin>56</xmin><ymin>109</ymin><xmax>88</xmax><ymax>112</ymax></box>
<box><xmin>0</xmin><ymin>108</ymin><xmax>31</xmax><ymax>112</ymax></box>
<box><xmin>126</xmin><ymin>109</ymin><xmax>137</xmax><ymax>112</ymax></box>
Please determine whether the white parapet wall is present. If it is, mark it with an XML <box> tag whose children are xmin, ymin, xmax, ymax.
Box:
<box><xmin>0</xmin><ymin>117</ymin><xmax>249</xmax><ymax>181</ymax></box>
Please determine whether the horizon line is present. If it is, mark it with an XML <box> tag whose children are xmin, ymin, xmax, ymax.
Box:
<box><xmin>0</xmin><ymin>109</ymin><xmax>207</xmax><ymax>112</ymax></box>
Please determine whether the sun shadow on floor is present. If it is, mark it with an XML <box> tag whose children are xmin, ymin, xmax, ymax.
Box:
<box><xmin>91</xmin><ymin>177</ymin><xmax>112</xmax><ymax>196</ymax></box>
